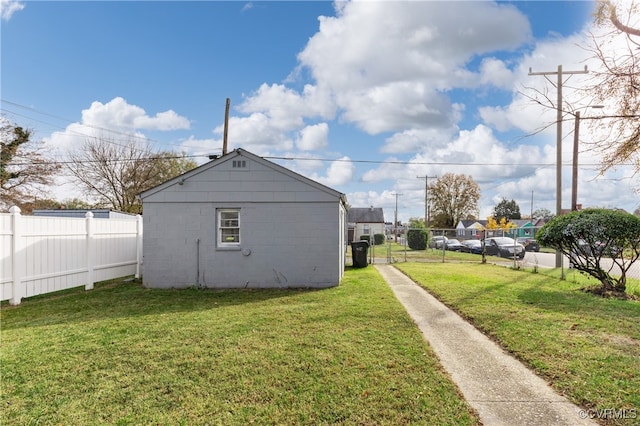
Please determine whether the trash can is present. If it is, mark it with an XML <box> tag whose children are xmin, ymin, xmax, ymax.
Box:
<box><xmin>351</xmin><ymin>241</ymin><xmax>369</xmax><ymax>268</ymax></box>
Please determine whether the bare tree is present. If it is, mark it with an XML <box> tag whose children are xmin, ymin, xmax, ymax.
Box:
<box><xmin>586</xmin><ymin>0</ymin><xmax>640</xmax><ymax>173</ymax></box>
<box><xmin>0</xmin><ymin>118</ymin><xmax>60</xmax><ymax>210</ymax></box>
<box><xmin>428</xmin><ymin>173</ymin><xmax>480</xmax><ymax>228</ymax></box>
<box><xmin>67</xmin><ymin>136</ymin><xmax>197</xmax><ymax>214</ymax></box>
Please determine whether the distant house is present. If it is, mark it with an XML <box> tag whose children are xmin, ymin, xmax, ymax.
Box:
<box><xmin>455</xmin><ymin>220</ymin><xmax>488</xmax><ymax>240</ymax></box>
<box><xmin>509</xmin><ymin>219</ymin><xmax>535</xmax><ymax>238</ymax></box>
<box><xmin>533</xmin><ymin>218</ymin><xmax>549</xmax><ymax>229</ymax></box>
<box><xmin>33</xmin><ymin>209</ymin><xmax>135</xmax><ymax>219</ymax></box>
<box><xmin>139</xmin><ymin>149</ymin><xmax>348</xmax><ymax>289</ymax></box>
<box><xmin>347</xmin><ymin>207</ymin><xmax>385</xmax><ymax>243</ymax></box>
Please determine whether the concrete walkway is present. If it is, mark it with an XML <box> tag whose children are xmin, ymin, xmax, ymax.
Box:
<box><xmin>375</xmin><ymin>265</ymin><xmax>597</xmax><ymax>426</ymax></box>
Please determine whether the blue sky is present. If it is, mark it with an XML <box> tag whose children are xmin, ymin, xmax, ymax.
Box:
<box><xmin>2</xmin><ymin>0</ymin><xmax>638</xmax><ymax>222</ymax></box>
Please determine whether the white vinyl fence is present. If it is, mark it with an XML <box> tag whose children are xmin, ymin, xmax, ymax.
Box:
<box><xmin>1</xmin><ymin>206</ymin><xmax>142</xmax><ymax>305</ymax></box>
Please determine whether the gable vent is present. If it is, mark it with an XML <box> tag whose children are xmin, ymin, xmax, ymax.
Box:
<box><xmin>232</xmin><ymin>160</ymin><xmax>247</xmax><ymax>168</ymax></box>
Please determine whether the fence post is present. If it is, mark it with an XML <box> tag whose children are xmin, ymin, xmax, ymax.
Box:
<box><xmin>135</xmin><ymin>214</ymin><xmax>142</xmax><ymax>279</ymax></box>
<box><xmin>9</xmin><ymin>206</ymin><xmax>24</xmax><ymax>305</ymax></box>
<box><xmin>85</xmin><ymin>211</ymin><xmax>94</xmax><ymax>290</ymax></box>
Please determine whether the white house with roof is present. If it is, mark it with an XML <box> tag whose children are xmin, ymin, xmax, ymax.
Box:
<box><xmin>139</xmin><ymin>149</ymin><xmax>348</xmax><ymax>289</ymax></box>
<box><xmin>347</xmin><ymin>207</ymin><xmax>385</xmax><ymax>243</ymax></box>
<box><xmin>456</xmin><ymin>219</ymin><xmax>488</xmax><ymax>239</ymax></box>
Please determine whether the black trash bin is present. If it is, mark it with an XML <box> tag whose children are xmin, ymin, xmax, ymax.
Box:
<box><xmin>351</xmin><ymin>241</ymin><xmax>369</xmax><ymax>268</ymax></box>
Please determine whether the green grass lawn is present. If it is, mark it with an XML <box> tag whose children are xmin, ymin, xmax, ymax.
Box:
<box><xmin>1</xmin><ymin>269</ymin><xmax>479</xmax><ymax>425</ymax></box>
<box><xmin>359</xmin><ymin>242</ymin><xmax>640</xmax><ymax>297</ymax></box>
<box><xmin>394</xmin><ymin>262</ymin><xmax>640</xmax><ymax>423</ymax></box>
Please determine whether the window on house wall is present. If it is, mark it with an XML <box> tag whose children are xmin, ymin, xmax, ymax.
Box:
<box><xmin>218</xmin><ymin>209</ymin><xmax>240</xmax><ymax>246</ymax></box>
<box><xmin>363</xmin><ymin>224</ymin><xmax>370</xmax><ymax>235</ymax></box>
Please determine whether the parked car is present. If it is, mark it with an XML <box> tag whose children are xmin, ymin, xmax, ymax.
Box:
<box><xmin>445</xmin><ymin>239</ymin><xmax>465</xmax><ymax>251</ymax></box>
<box><xmin>516</xmin><ymin>237</ymin><xmax>540</xmax><ymax>252</ymax></box>
<box><xmin>430</xmin><ymin>235</ymin><xmax>448</xmax><ymax>249</ymax></box>
<box><xmin>576</xmin><ymin>239</ymin><xmax>620</xmax><ymax>258</ymax></box>
<box><xmin>461</xmin><ymin>239</ymin><xmax>483</xmax><ymax>254</ymax></box>
<box><xmin>485</xmin><ymin>237</ymin><xmax>525</xmax><ymax>259</ymax></box>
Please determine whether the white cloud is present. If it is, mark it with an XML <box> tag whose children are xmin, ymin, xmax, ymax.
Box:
<box><xmin>229</xmin><ymin>1</ymin><xmax>533</xmax><ymax>159</ymax></box>
<box><xmin>308</xmin><ymin>157</ymin><xmax>355</xmax><ymax>187</ymax></box>
<box><xmin>46</xmin><ymin>97</ymin><xmax>191</xmax><ymax>155</ymax></box>
<box><xmin>216</xmin><ymin>113</ymin><xmax>294</xmax><ymax>154</ymax></box>
<box><xmin>229</xmin><ymin>84</ymin><xmax>336</xmax><ymax>153</ymax></box>
<box><xmin>294</xmin><ymin>0</ymin><xmax>531</xmax><ymax>136</ymax></box>
<box><xmin>479</xmin><ymin>58</ymin><xmax>516</xmax><ymax>89</ymax></box>
<box><xmin>81</xmin><ymin>97</ymin><xmax>190</xmax><ymax>131</ymax></box>
<box><xmin>296</xmin><ymin>123</ymin><xmax>329</xmax><ymax>151</ymax></box>
<box><xmin>179</xmin><ymin>136</ymin><xmax>221</xmax><ymax>164</ymax></box>
<box><xmin>300</xmin><ymin>2</ymin><xmax>530</xmax><ymax>92</ymax></box>
<box><xmin>338</xmin><ymin>81</ymin><xmax>456</xmax><ymax>135</ymax></box>
<box><xmin>239</xmin><ymin>83</ymin><xmax>335</xmax><ymax>126</ymax></box>
<box><xmin>1</xmin><ymin>0</ymin><xmax>24</xmax><ymax>21</ymax></box>
<box><xmin>381</xmin><ymin>126</ymin><xmax>458</xmax><ymax>154</ymax></box>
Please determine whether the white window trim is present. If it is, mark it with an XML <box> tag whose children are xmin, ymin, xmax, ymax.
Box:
<box><xmin>217</xmin><ymin>209</ymin><xmax>241</xmax><ymax>248</ymax></box>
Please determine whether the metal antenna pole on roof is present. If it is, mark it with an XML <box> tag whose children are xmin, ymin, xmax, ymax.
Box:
<box><xmin>222</xmin><ymin>98</ymin><xmax>230</xmax><ymax>155</ymax></box>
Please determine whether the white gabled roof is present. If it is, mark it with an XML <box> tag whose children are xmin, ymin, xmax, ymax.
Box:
<box><xmin>139</xmin><ymin>148</ymin><xmax>347</xmax><ymax>204</ymax></box>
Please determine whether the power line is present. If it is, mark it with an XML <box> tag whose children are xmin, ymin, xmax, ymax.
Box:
<box><xmin>5</xmin><ymin>153</ymin><xmax>210</xmax><ymax>167</ymax></box>
<box><xmin>264</xmin><ymin>155</ymin><xmax>624</xmax><ymax>167</ymax></box>
<box><xmin>6</xmin><ymin>152</ymin><xmax>631</xmax><ymax>168</ymax></box>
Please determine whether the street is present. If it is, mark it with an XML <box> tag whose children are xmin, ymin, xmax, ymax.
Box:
<box><xmin>521</xmin><ymin>251</ymin><xmax>640</xmax><ymax>280</ymax></box>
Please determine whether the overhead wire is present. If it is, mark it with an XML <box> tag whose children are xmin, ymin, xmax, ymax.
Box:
<box><xmin>0</xmin><ymin>99</ymin><xmax>205</xmax><ymax>153</ymax></box>
<box><xmin>3</xmin><ymin>99</ymin><xmax>636</xmax><ymax>168</ymax></box>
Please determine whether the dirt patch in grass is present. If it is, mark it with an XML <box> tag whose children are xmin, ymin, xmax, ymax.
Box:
<box><xmin>603</xmin><ymin>334</ymin><xmax>640</xmax><ymax>351</ymax></box>
<box><xmin>580</xmin><ymin>284</ymin><xmax>640</xmax><ymax>300</ymax></box>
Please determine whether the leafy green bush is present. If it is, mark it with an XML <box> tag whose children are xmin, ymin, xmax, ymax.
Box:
<box><xmin>373</xmin><ymin>234</ymin><xmax>385</xmax><ymax>245</ymax></box>
<box><xmin>407</xmin><ymin>229</ymin><xmax>427</xmax><ymax>250</ymax></box>
<box><xmin>537</xmin><ymin>208</ymin><xmax>640</xmax><ymax>294</ymax></box>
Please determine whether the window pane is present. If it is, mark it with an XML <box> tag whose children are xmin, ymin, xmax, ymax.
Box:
<box><xmin>221</xmin><ymin>218</ymin><xmax>238</xmax><ymax>227</ymax></box>
<box><xmin>221</xmin><ymin>228</ymin><xmax>239</xmax><ymax>243</ymax></box>
<box><xmin>219</xmin><ymin>210</ymin><xmax>240</xmax><ymax>245</ymax></box>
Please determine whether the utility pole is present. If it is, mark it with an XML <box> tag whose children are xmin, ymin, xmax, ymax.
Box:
<box><xmin>571</xmin><ymin>111</ymin><xmax>580</xmax><ymax>212</ymax></box>
<box><xmin>417</xmin><ymin>175</ymin><xmax>437</xmax><ymax>227</ymax></box>
<box><xmin>530</xmin><ymin>190</ymin><xmax>534</xmax><ymax>221</ymax></box>
<box><xmin>391</xmin><ymin>192</ymin><xmax>402</xmax><ymax>243</ymax></box>
<box><xmin>222</xmin><ymin>98</ymin><xmax>230</xmax><ymax>155</ymax></box>
<box><xmin>529</xmin><ymin>65</ymin><xmax>588</xmax><ymax>268</ymax></box>
<box><xmin>571</xmin><ymin>105</ymin><xmax>603</xmax><ymax>212</ymax></box>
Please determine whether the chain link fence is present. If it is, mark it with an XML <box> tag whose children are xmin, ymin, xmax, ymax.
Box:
<box><xmin>345</xmin><ymin>227</ymin><xmax>640</xmax><ymax>281</ymax></box>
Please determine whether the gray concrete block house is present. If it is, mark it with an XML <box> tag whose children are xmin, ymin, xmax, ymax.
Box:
<box><xmin>139</xmin><ymin>149</ymin><xmax>348</xmax><ymax>289</ymax></box>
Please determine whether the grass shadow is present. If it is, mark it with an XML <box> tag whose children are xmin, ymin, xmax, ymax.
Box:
<box><xmin>1</xmin><ymin>277</ymin><xmax>329</xmax><ymax>331</ymax></box>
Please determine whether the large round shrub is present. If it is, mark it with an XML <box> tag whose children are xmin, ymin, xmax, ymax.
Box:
<box><xmin>537</xmin><ymin>208</ymin><xmax>640</xmax><ymax>294</ymax></box>
<box><xmin>407</xmin><ymin>229</ymin><xmax>427</xmax><ymax>250</ymax></box>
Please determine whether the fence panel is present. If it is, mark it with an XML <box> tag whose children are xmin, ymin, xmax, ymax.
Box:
<box><xmin>0</xmin><ymin>213</ymin><xmax>14</xmax><ymax>301</ymax></box>
<box><xmin>0</xmin><ymin>207</ymin><xmax>142</xmax><ymax>305</ymax></box>
<box><xmin>358</xmin><ymin>227</ymin><xmax>640</xmax><ymax>281</ymax></box>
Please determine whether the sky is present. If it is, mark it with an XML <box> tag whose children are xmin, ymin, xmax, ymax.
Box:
<box><xmin>2</xmin><ymin>0</ymin><xmax>639</xmax><ymax>223</ymax></box>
